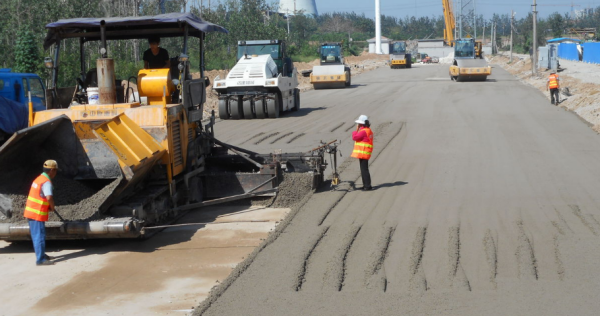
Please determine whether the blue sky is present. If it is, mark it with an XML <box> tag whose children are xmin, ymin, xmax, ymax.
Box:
<box><xmin>312</xmin><ymin>0</ymin><xmax>600</xmax><ymax>20</ymax></box>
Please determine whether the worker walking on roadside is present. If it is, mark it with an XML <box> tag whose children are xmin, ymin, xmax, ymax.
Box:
<box><xmin>547</xmin><ymin>71</ymin><xmax>560</xmax><ymax>105</ymax></box>
<box><xmin>351</xmin><ymin>115</ymin><xmax>374</xmax><ymax>191</ymax></box>
<box><xmin>24</xmin><ymin>160</ymin><xmax>58</xmax><ymax>266</ymax></box>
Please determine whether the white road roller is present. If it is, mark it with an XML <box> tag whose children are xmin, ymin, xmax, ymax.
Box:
<box><xmin>213</xmin><ymin>40</ymin><xmax>299</xmax><ymax>119</ymax></box>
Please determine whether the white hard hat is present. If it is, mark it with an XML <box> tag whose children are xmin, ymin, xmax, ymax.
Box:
<box><xmin>355</xmin><ymin>115</ymin><xmax>368</xmax><ymax>125</ymax></box>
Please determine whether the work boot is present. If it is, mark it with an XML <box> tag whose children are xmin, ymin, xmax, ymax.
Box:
<box><xmin>36</xmin><ymin>260</ymin><xmax>55</xmax><ymax>266</ymax></box>
<box><xmin>362</xmin><ymin>187</ymin><xmax>373</xmax><ymax>191</ymax></box>
<box><xmin>44</xmin><ymin>254</ymin><xmax>55</xmax><ymax>261</ymax></box>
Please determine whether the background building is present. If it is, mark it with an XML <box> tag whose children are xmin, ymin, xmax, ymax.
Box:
<box><xmin>278</xmin><ymin>0</ymin><xmax>318</xmax><ymax>16</ymax></box>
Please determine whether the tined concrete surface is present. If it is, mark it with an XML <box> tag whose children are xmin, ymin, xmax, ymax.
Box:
<box><xmin>193</xmin><ymin>64</ymin><xmax>600</xmax><ymax>315</ymax></box>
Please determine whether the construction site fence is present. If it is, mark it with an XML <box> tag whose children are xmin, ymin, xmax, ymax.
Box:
<box><xmin>557</xmin><ymin>43</ymin><xmax>579</xmax><ymax>61</ymax></box>
<box><xmin>582</xmin><ymin>42</ymin><xmax>600</xmax><ymax>64</ymax></box>
<box><xmin>557</xmin><ymin>42</ymin><xmax>600</xmax><ymax>64</ymax></box>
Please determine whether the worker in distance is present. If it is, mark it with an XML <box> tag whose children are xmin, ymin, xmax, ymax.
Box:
<box><xmin>23</xmin><ymin>160</ymin><xmax>59</xmax><ymax>266</ymax></box>
<box><xmin>547</xmin><ymin>70</ymin><xmax>560</xmax><ymax>105</ymax></box>
<box><xmin>351</xmin><ymin>115</ymin><xmax>374</xmax><ymax>191</ymax></box>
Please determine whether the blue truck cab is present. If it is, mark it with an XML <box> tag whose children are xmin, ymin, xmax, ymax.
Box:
<box><xmin>0</xmin><ymin>68</ymin><xmax>46</xmax><ymax>111</ymax></box>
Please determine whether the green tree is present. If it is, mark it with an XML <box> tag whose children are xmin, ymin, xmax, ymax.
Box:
<box><xmin>547</xmin><ymin>12</ymin><xmax>565</xmax><ymax>38</ymax></box>
<box><xmin>14</xmin><ymin>27</ymin><xmax>40</xmax><ymax>74</ymax></box>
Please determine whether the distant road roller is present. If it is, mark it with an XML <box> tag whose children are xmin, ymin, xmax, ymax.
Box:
<box><xmin>449</xmin><ymin>38</ymin><xmax>491</xmax><ymax>82</ymax></box>
<box><xmin>213</xmin><ymin>40</ymin><xmax>299</xmax><ymax>120</ymax></box>
<box><xmin>310</xmin><ymin>42</ymin><xmax>351</xmax><ymax>89</ymax></box>
<box><xmin>389</xmin><ymin>41</ymin><xmax>412</xmax><ymax>69</ymax></box>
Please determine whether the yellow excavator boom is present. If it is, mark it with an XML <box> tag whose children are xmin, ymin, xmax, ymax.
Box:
<box><xmin>443</xmin><ymin>0</ymin><xmax>455</xmax><ymax>46</ymax></box>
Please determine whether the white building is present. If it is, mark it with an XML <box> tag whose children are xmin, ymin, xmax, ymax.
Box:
<box><xmin>278</xmin><ymin>0</ymin><xmax>318</xmax><ymax>16</ymax></box>
<box><xmin>417</xmin><ymin>39</ymin><xmax>454</xmax><ymax>58</ymax></box>
<box><xmin>367</xmin><ymin>36</ymin><xmax>391</xmax><ymax>54</ymax></box>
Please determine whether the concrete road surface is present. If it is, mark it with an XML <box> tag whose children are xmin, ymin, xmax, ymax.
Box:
<box><xmin>0</xmin><ymin>206</ymin><xmax>290</xmax><ymax>316</ymax></box>
<box><xmin>195</xmin><ymin>64</ymin><xmax>600</xmax><ymax>315</ymax></box>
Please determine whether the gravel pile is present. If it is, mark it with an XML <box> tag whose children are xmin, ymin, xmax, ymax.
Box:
<box><xmin>0</xmin><ymin>172</ymin><xmax>121</xmax><ymax>224</ymax></box>
<box><xmin>270</xmin><ymin>172</ymin><xmax>315</xmax><ymax>208</ymax></box>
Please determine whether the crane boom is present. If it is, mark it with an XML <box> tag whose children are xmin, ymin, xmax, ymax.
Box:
<box><xmin>442</xmin><ymin>0</ymin><xmax>455</xmax><ymax>46</ymax></box>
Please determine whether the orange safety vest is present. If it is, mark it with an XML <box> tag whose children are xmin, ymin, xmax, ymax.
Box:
<box><xmin>548</xmin><ymin>74</ymin><xmax>559</xmax><ymax>89</ymax></box>
<box><xmin>351</xmin><ymin>127</ymin><xmax>374</xmax><ymax>160</ymax></box>
<box><xmin>23</xmin><ymin>173</ymin><xmax>52</xmax><ymax>222</ymax></box>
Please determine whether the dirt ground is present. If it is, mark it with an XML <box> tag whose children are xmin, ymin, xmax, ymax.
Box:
<box><xmin>489</xmin><ymin>52</ymin><xmax>600</xmax><ymax>132</ymax></box>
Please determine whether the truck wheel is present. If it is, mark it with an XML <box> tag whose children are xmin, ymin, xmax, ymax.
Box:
<box><xmin>243</xmin><ymin>99</ymin><xmax>255</xmax><ymax>119</ymax></box>
<box><xmin>256</xmin><ymin>97</ymin><xmax>267</xmax><ymax>119</ymax></box>
<box><xmin>229</xmin><ymin>96</ymin><xmax>243</xmax><ymax>120</ymax></box>
<box><xmin>267</xmin><ymin>97</ymin><xmax>279</xmax><ymax>119</ymax></box>
<box><xmin>218</xmin><ymin>98</ymin><xmax>229</xmax><ymax>120</ymax></box>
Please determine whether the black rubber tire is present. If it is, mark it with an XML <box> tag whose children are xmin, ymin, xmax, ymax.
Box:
<box><xmin>345</xmin><ymin>70</ymin><xmax>351</xmax><ymax>87</ymax></box>
<box><xmin>243</xmin><ymin>99</ymin><xmax>255</xmax><ymax>119</ymax></box>
<box><xmin>292</xmin><ymin>89</ymin><xmax>300</xmax><ymax>111</ymax></box>
<box><xmin>218</xmin><ymin>98</ymin><xmax>229</xmax><ymax>120</ymax></box>
<box><xmin>229</xmin><ymin>96</ymin><xmax>243</xmax><ymax>120</ymax></box>
<box><xmin>267</xmin><ymin>97</ymin><xmax>279</xmax><ymax>119</ymax></box>
<box><xmin>256</xmin><ymin>97</ymin><xmax>267</xmax><ymax>119</ymax></box>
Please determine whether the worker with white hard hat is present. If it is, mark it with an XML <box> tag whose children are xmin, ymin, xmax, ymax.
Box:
<box><xmin>23</xmin><ymin>160</ymin><xmax>59</xmax><ymax>266</ymax></box>
<box><xmin>351</xmin><ymin>115</ymin><xmax>374</xmax><ymax>191</ymax></box>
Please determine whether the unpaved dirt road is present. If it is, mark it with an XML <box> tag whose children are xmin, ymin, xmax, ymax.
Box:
<box><xmin>195</xmin><ymin>64</ymin><xmax>600</xmax><ymax>315</ymax></box>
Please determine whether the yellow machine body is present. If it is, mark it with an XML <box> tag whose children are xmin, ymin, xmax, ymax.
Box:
<box><xmin>31</xmin><ymin>101</ymin><xmax>191</xmax><ymax>179</ymax></box>
<box><xmin>391</xmin><ymin>59</ymin><xmax>407</xmax><ymax>66</ymax></box>
<box><xmin>449</xmin><ymin>64</ymin><xmax>492</xmax><ymax>81</ymax></box>
<box><xmin>310</xmin><ymin>73</ymin><xmax>347</xmax><ymax>85</ymax></box>
<box><xmin>138</xmin><ymin>69</ymin><xmax>176</xmax><ymax>105</ymax></box>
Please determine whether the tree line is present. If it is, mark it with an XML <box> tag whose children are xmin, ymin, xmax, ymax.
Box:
<box><xmin>1</xmin><ymin>0</ymin><xmax>598</xmax><ymax>87</ymax></box>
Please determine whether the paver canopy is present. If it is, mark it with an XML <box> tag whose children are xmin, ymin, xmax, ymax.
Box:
<box><xmin>43</xmin><ymin>12</ymin><xmax>228</xmax><ymax>49</ymax></box>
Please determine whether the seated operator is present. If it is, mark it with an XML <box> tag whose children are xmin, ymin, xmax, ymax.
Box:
<box><xmin>326</xmin><ymin>49</ymin><xmax>337</xmax><ymax>62</ymax></box>
<box><xmin>143</xmin><ymin>36</ymin><xmax>170</xmax><ymax>69</ymax></box>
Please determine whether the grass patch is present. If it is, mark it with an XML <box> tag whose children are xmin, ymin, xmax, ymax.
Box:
<box><xmin>291</xmin><ymin>55</ymin><xmax>318</xmax><ymax>63</ymax></box>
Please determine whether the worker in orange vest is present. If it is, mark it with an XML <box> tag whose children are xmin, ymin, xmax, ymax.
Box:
<box><xmin>351</xmin><ymin>115</ymin><xmax>374</xmax><ymax>191</ymax></box>
<box><xmin>24</xmin><ymin>160</ymin><xmax>58</xmax><ymax>266</ymax></box>
<box><xmin>546</xmin><ymin>71</ymin><xmax>560</xmax><ymax>105</ymax></box>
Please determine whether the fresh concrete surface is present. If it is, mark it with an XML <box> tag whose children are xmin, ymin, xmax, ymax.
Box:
<box><xmin>194</xmin><ymin>63</ymin><xmax>600</xmax><ymax>315</ymax></box>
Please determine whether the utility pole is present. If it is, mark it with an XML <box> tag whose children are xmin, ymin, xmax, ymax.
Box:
<box><xmin>474</xmin><ymin>0</ymin><xmax>477</xmax><ymax>39</ymax></box>
<box><xmin>482</xmin><ymin>23</ymin><xmax>485</xmax><ymax>45</ymax></box>
<box><xmin>510</xmin><ymin>10</ymin><xmax>514</xmax><ymax>62</ymax></box>
<box><xmin>458</xmin><ymin>0</ymin><xmax>463</xmax><ymax>38</ymax></box>
<box><xmin>493</xmin><ymin>22</ymin><xmax>496</xmax><ymax>54</ymax></box>
<box><xmin>286</xmin><ymin>10</ymin><xmax>290</xmax><ymax>34</ymax></box>
<box><xmin>532</xmin><ymin>0</ymin><xmax>537</xmax><ymax>76</ymax></box>
<box><xmin>376</xmin><ymin>0</ymin><xmax>382</xmax><ymax>54</ymax></box>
